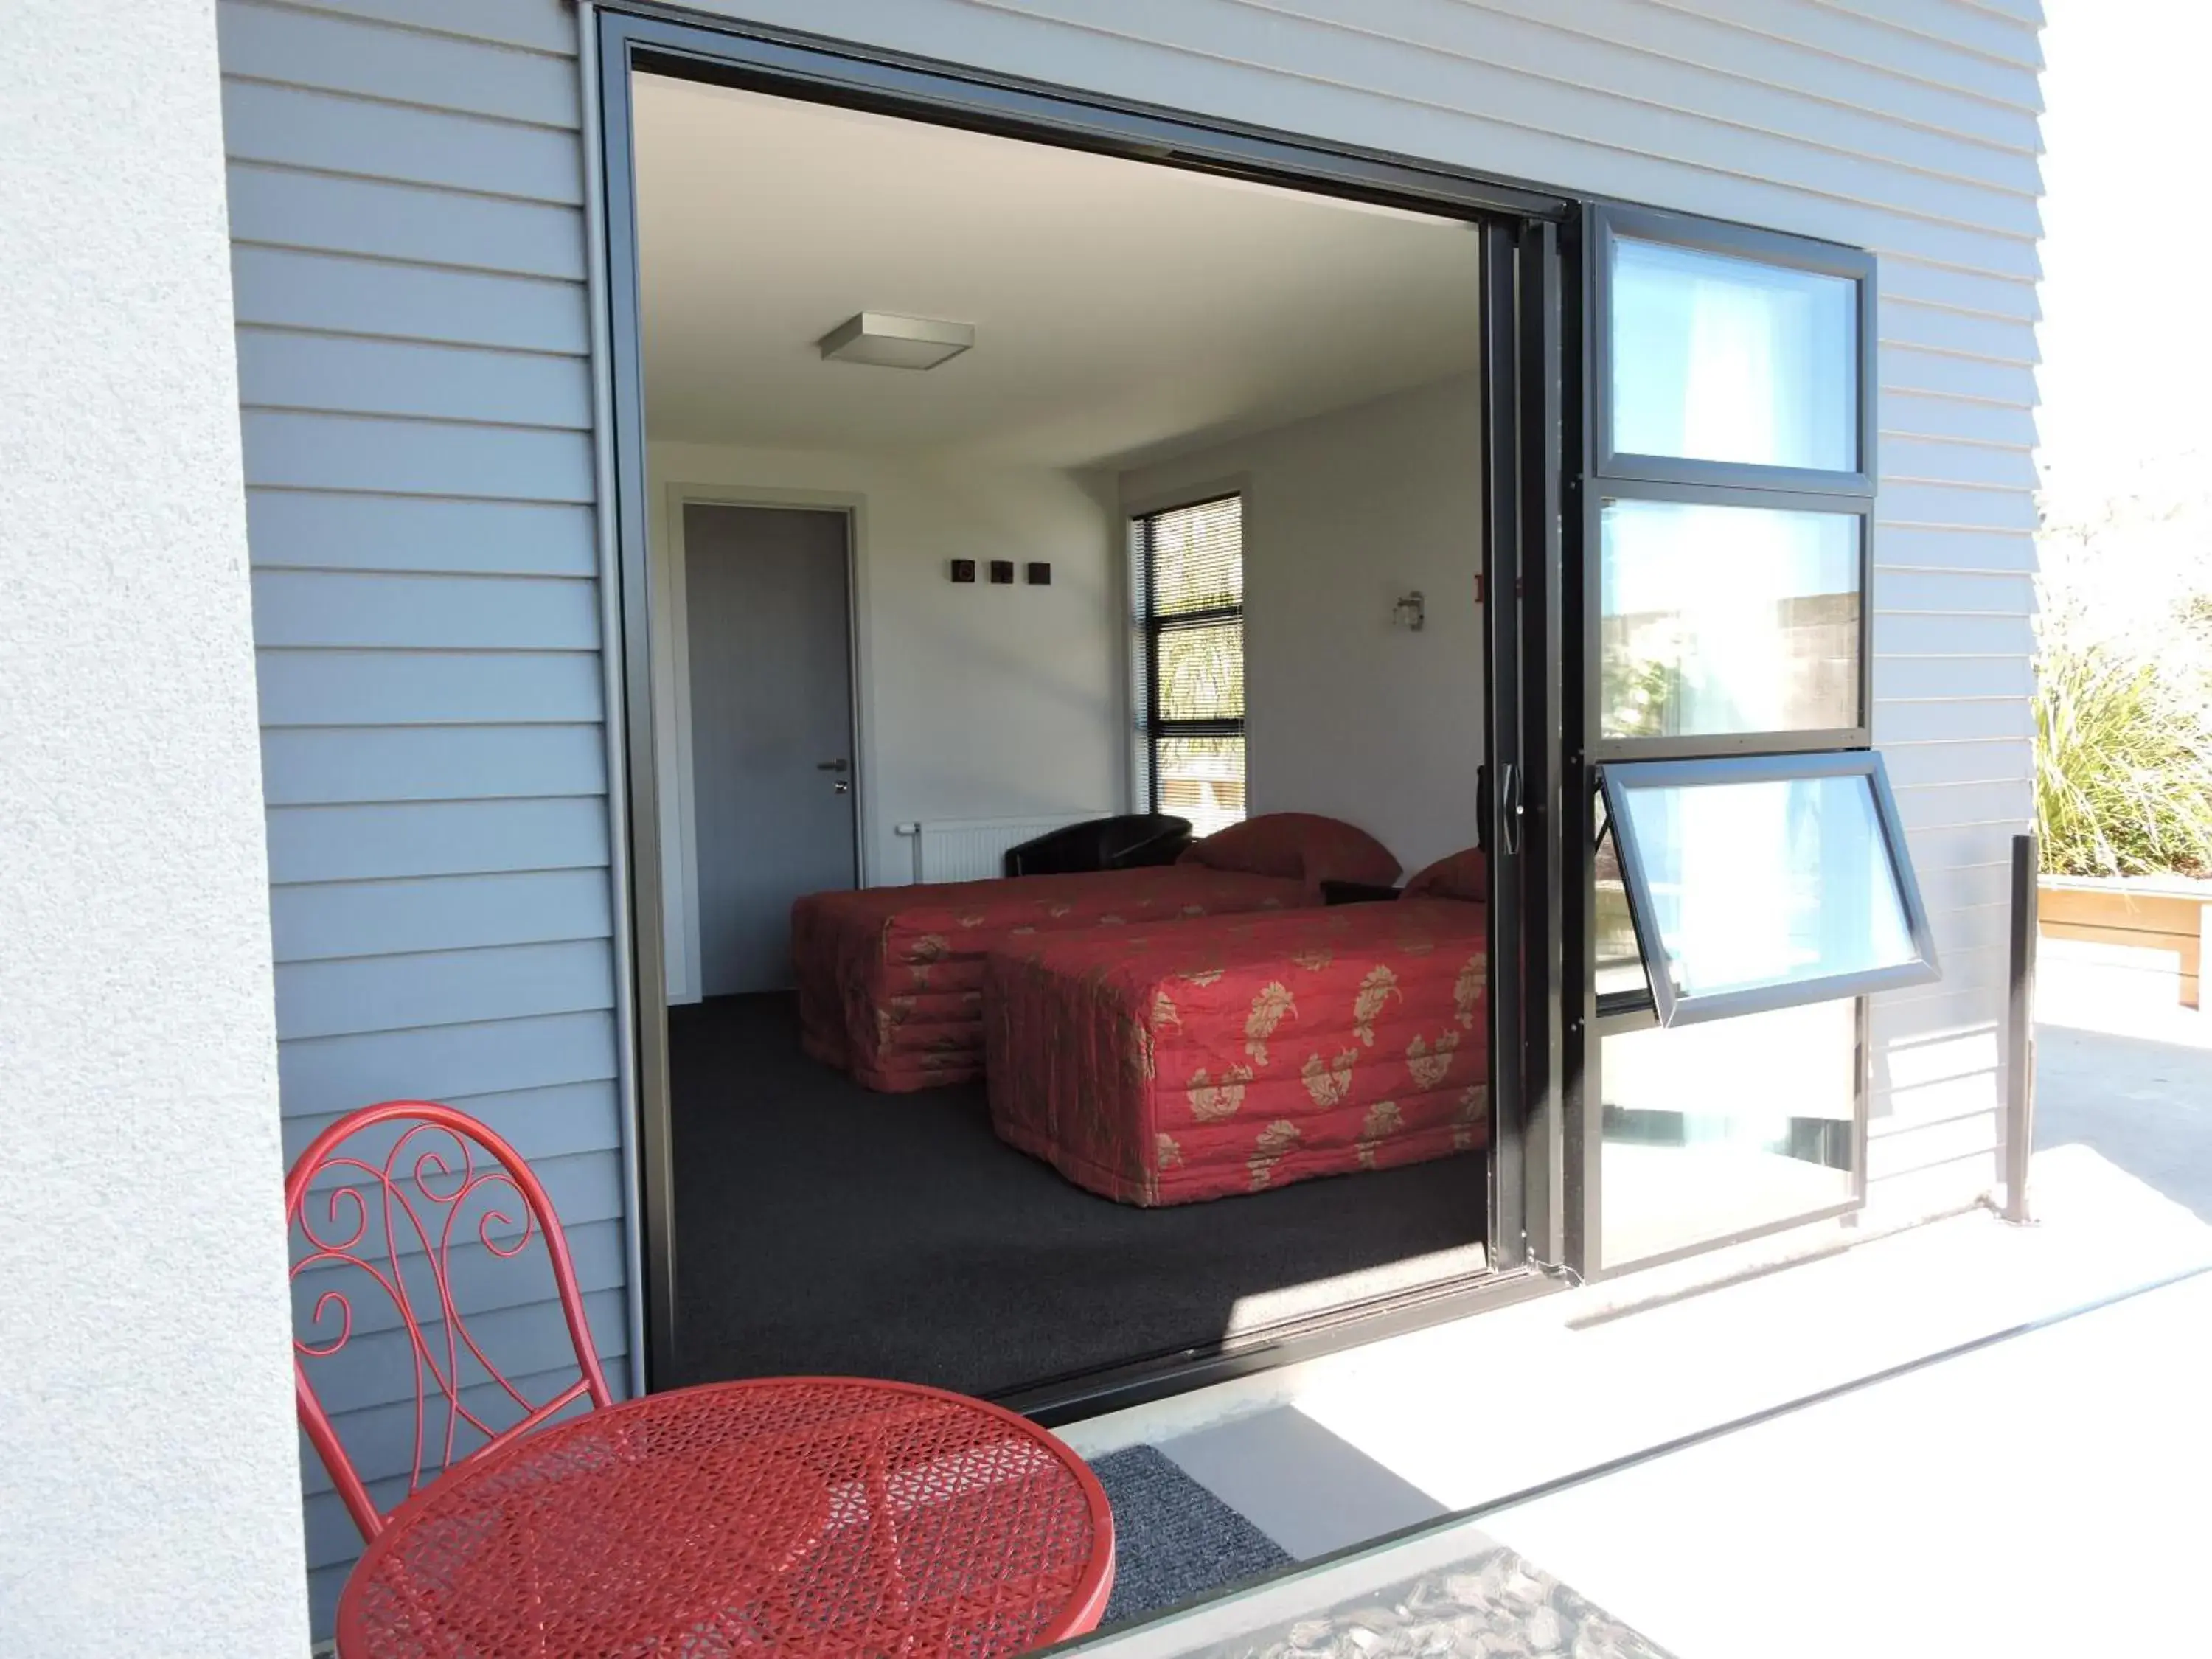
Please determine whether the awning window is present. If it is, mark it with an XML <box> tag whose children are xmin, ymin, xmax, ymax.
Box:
<box><xmin>1599</xmin><ymin>749</ymin><xmax>1938</xmax><ymax>1026</ymax></box>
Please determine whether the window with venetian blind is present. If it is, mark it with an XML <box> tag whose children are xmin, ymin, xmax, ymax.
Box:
<box><xmin>1130</xmin><ymin>495</ymin><xmax>1245</xmax><ymax>836</ymax></box>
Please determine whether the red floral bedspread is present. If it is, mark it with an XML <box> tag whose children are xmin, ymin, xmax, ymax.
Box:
<box><xmin>792</xmin><ymin>867</ymin><xmax>1312</xmax><ymax>1092</ymax></box>
<box><xmin>983</xmin><ymin>899</ymin><xmax>1489</xmax><ymax>1205</ymax></box>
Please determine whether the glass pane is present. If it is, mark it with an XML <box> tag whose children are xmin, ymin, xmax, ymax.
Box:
<box><xmin>1616</xmin><ymin>768</ymin><xmax>1914</xmax><ymax>1007</ymax></box>
<box><xmin>1601</xmin><ymin>998</ymin><xmax>1856</xmax><ymax>1265</ymax></box>
<box><xmin>1593</xmin><ymin>810</ymin><xmax>1649</xmax><ymax>1001</ymax></box>
<box><xmin>1155</xmin><ymin>735</ymin><xmax>1245</xmax><ymax>837</ymax></box>
<box><xmin>1148</xmin><ymin>495</ymin><xmax>1242</xmax><ymax>617</ymax></box>
<box><xmin>1155</xmin><ymin>619</ymin><xmax>1244</xmax><ymax>721</ymax></box>
<box><xmin>1610</xmin><ymin>234</ymin><xmax>1857</xmax><ymax>472</ymax></box>
<box><xmin>1601</xmin><ymin>498</ymin><xmax>1859</xmax><ymax>739</ymax></box>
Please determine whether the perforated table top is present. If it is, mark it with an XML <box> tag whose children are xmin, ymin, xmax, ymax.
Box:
<box><xmin>337</xmin><ymin>1377</ymin><xmax>1116</xmax><ymax>1658</ymax></box>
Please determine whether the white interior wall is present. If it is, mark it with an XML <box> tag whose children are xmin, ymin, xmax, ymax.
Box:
<box><xmin>1121</xmin><ymin>375</ymin><xmax>1486</xmax><ymax>875</ymax></box>
<box><xmin>1</xmin><ymin>1</ymin><xmax>307</xmax><ymax>1653</ymax></box>
<box><xmin>650</xmin><ymin>439</ymin><xmax>1125</xmax><ymax>1000</ymax></box>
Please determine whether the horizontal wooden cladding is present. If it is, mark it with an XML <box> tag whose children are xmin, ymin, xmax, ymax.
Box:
<box><xmin>1877</xmin><ymin>300</ymin><xmax>2037</xmax><ymax>367</ymax></box>
<box><xmin>229</xmin><ymin>163</ymin><xmax>585</xmax><ymax>280</ymax></box>
<box><xmin>223</xmin><ymin>80</ymin><xmax>581</xmax><ymax>204</ymax></box>
<box><xmin>1874</xmin><ymin>611</ymin><xmax>2033</xmax><ymax>658</ymax></box>
<box><xmin>277</xmin><ymin>1009</ymin><xmax>616</xmax><ymax>1118</ymax></box>
<box><xmin>291</xmin><ymin>1146</ymin><xmax>622</xmax><ymax>1260</ymax></box>
<box><xmin>262</xmin><ymin>723</ymin><xmax>606</xmax><ymax>806</ymax></box>
<box><xmin>1893</xmin><ymin>820</ymin><xmax>2020</xmax><ymax>876</ymax></box>
<box><xmin>1891</xmin><ymin>776</ymin><xmax>2031</xmax><ymax>833</ymax></box>
<box><xmin>240</xmin><ymin>410</ymin><xmax>594</xmax><ymax>500</ymax></box>
<box><xmin>1875</xmin><ymin>653</ymin><xmax>2033</xmax><ymax>702</ymax></box>
<box><xmin>276</xmin><ymin>938</ymin><xmax>614</xmax><ymax>1040</ymax></box>
<box><xmin>293</xmin><ymin>1218</ymin><xmax>625</xmax><ymax>1358</ymax></box>
<box><xmin>232</xmin><ymin>247</ymin><xmax>587</xmax><ymax>355</ymax></box>
<box><xmin>236</xmin><ymin>328</ymin><xmax>593</xmax><ymax>428</ymax></box>
<box><xmin>1878</xmin><ymin>483</ymin><xmax>2039</xmax><ymax>536</ymax></box>
<box><xmin>269</xmin><ymin>0</ymin><xmax>576</xmax><ymax>55</ymax></box>
<box><xmin>1485</xmin><ymin>0</ymin><xmax>2042</xmax><ymax>170</ymax></box>
<box><xmin>1908</xmin><ymin>858</ymin><xmax>2014</xmax><ymax>917</ymax></box>
<box><xmin>1834</xmin><ymin>0</ymin><xmax>2044</xmax><ymax>70</ymax></box>
<box><xmin>257</xmin><ymin>648</ymin><xmax>604</xmax><ymax>726</ymax></box>
<box><xmin>985</xmin><ymin>0</ymin><xmax>2042</xmax><ymax>243</ymax></box>
<box><xmin>258</xmin><ymin>717</ymin><xmax>602</xmax><ymax>808</ymax></box>
<box><xmin>299</xmin><ymin>1281</ymin><xmax>625</xmax><ymax>1505</ymax></box>
<box><xmin>1878</xmin><ymin>393</ymin><xmax>2037</xmax><ymax>452</ymax></box>
<box><xmin>1574</xmin><ymin>0</ymin><xmax>2045</xmax><ymax>104</ymax></box>
<box><xmin>298</xmin><ymin>1276</ymin><xmax>624</xmax><ymax>1428</ymax></box>
<box><xmin>1871</xmin><ymin>526</ymin><xmax>2037</xmax><ymax>577</ymax></box>
<box><xmin>254</xmin><ymin>571</ymin><xmax>599</xmax><ymax>650</ymax></box>
<box><xmin>1879</xmin><ymin>439</ymin><xmax>2037</xmax><ymax>493</ymax></box>
<box><xmin>265</xmin><ymin>797</ymin><xmax>610</xmax><ymax>884</ymax></box>
<box><xmin>282</xmin><ymin>1078</ymin><xmax>620</xmax><ymax>1175</ymax></box>
<box><xmin>1873</xmin><ymin>697</ymin><xmax>2032</xmax><ymax>746</ymax></box>
<box><xmin>1244</xmin><ymin>0</ymin><xmax>2045</xmax><ymax>194</ymax></box>
<box><xmin>271</xmin><ymin>868</ymin><xmax>613</xmax><ymax>962</ymax></box>
<box><xmin>1877</xmin><ymin>260</ymin><xmax>2039</xmax><ymax>326</ymax></box>
<box><xmin>218</xmin><ymin>1</ymin><xmax>580</xmax><ymax>128</ymax></box>
<box><xmin>1874</xmin><ymin>567</ymin><xmax>2036</xmax><ymax>616</ymax></box>
<box><xmin>248</xmin><ymin>491</ymin><xmax>597</xmax><ymax>577</ymax></box>
<box><xmin>1879</xmin><ymin>348</ymin><xmax>2040</xmax><ymax>413</ymax></box>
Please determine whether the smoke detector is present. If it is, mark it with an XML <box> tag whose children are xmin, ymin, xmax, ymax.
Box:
<box><xmin>816</xmin><ymin>312</ymin><xmax>974</xmax><ymax>370</ymax></box>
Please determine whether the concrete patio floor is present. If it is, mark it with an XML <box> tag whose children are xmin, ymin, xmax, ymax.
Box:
<box><xmin>1065</xmin><ymin>950</ymin><xmax>2212</xmax><ymax>1656</ymax></box>
<box><xmin>2036</xmin><ymin>940</ymin><xmax>2212</xmax><ymax>1220</ymax></box>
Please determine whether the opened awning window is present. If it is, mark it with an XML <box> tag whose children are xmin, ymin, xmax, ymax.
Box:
<box><xmin>1599</xmin><ymin>750</ymin><xmax>1938</xmax><ymax>1027</ymax></box>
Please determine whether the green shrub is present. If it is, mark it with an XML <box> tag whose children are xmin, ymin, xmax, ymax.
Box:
<box><xmin>2035</xmin><ymin>625</ymin><xmax>2212</xmax><ymax>877</ymax></box>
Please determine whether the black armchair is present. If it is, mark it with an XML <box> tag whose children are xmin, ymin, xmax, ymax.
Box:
<box><xmin>1004</xmin><ymin>813</ymin><xmax>1194</xmax><ymax>877</ymax></box>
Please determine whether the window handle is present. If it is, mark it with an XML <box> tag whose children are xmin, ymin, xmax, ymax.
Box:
<box><xmin>1500</xmin><ymin>762</ymin><xmax>1523</xmax><ymax>856</ymax></box>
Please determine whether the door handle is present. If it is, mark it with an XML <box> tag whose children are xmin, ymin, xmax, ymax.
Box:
<box><xmin>816</xmin><ymin>759</ymin><xmax>849</xmax><ymax>773</ymax></box>
<box><xmin>1500</xmin><ymin>761</ymin><xmax>1523</xmax><ymax>856</ymax></box>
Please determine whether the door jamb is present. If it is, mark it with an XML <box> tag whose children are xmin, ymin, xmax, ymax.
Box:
<box><xmin>662</xmin><ymin>487</ymin><xmax>872</xmax><ymax>1004</ymax></box>
<box><xmin>594</xmin><ymin>3</ymin><xmax>1576</xmax><ymax>1391</ymax></box>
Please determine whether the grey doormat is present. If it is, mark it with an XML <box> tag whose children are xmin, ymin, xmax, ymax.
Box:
<box><xmin>1091</xmin><ymin>1445</ymin><xmax>1295</xmax><ymax>1625</ymax></box>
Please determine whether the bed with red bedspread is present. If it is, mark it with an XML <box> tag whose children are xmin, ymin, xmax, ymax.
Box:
<box><xmin>981</xmin><ymin>888</ymin><xmax>1489</xmax><ymax>1206</ymax></box>
<box><xmin>792</xmin><ymin>866</ymin><xmax>1313</xmax><ymax>1092</ymax></box>
<box><xmin>791</xmin><ymin>813</ymin><xmax>1402</xmax><ymax>1093</ymax></box>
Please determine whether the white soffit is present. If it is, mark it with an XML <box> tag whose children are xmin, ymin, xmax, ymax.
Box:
<box><xmin>633</xmin><ymin>74</ymin><xmax>1482</xmax><ymax>469</ymax></box>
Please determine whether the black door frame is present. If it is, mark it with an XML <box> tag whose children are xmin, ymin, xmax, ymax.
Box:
<box><xmin>593</xmin><ymin>4</ymin><xmax>1578</xmax><ymax>1410</ymax></box>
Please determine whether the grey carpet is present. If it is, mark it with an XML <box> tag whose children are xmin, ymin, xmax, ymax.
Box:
<box><xmin>1090</xmin><ymin>1445</ymin><xmax>1294</xmax><ymax>1626</ymax></box>
<box><xmin>667</xmin><ymin>992</ymin><xmax>1486</xmax><ymax>1397</ymax></box>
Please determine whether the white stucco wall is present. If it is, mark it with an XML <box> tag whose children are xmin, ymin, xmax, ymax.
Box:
<box><xmin>0</xmin><ymin>3</ymin><xmax>309</xmax><ymax>1654</ymax></box>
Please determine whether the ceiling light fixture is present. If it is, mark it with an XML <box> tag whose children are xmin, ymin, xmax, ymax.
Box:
<box><xmin>816</xmin><ymin>312</ymin><xmax>974</xmax><ymax>370</ymax></box>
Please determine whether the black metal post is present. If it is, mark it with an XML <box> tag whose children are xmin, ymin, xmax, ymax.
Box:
<box><xmin>2003</xmin><ymin>831</ymin><xmax>2039</xmax><ymax>1223</ymax></box>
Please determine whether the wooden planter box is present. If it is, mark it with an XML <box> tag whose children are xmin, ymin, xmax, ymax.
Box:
<box><xmin>2039</xmin><ymin>874</ymin><xmax>2212</xmax><ymax>1009</ymax></box>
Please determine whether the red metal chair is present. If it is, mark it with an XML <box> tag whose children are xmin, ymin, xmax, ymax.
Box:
<box><xmin>285</xmin><ymin>1100</ymin><xmax>614</xmax><ymax>1541</ymax></box>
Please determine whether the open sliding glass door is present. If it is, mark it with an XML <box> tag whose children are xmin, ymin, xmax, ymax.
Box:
<box><xmin>1564</xmin><ymin>205</ymin><xmax>1941</xmax><ymax>1279</ymax></box>
<box><xmin>1483</xmin><ymin>218</ymin><xmax>1568</xmax><ymax>1276</ymax></box>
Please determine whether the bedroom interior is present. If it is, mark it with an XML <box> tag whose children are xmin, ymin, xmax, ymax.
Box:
<box><xmin>630</xmin><ymin>73</ymin><xmax>1504</xmax><ymax>1396</ymax></box>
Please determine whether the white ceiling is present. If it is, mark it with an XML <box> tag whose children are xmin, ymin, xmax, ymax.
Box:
<box><xmin>633</xmin><ymin>76</ymin><xmax>1484</xmax><ymax>470</ymax></box>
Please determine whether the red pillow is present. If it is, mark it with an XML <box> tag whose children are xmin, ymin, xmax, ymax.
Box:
<box><xmin>1179</xmin><ymin>813</ymin><xmax>1401</xmax><ymax>889</ymax></box>
<box><xmin>1401</xmin><ymin>847</ymin><xmax>1488</xmax><ymax>904</ymax></box>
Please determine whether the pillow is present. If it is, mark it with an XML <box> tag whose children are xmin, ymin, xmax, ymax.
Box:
<box><xmin>1179</xmin><ymin>813</ymin><xmax>1401</xmax><ymax>889</ymax></box>
<box><xmin>1401</xmin><ymin>846</ymin><xmax>1488</xmax><ymax>904</ymax></box>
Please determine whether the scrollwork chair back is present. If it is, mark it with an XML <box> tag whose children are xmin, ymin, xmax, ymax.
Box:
<box><xmin>285</xmin><ymin>1100</ymin><xmax>615</xmax><ymax>1541</ymax></box>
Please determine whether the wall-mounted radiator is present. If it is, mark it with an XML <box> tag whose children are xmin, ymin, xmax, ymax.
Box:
<box><xmin>894</xmin><ymin>813</ymin><xmax>1106</xmax><ymax>883</ymax></box>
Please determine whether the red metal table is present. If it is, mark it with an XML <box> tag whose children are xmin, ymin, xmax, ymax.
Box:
<box><xmin>337</xmin><ymin>1377</ymin><xmax>1116</xmax><ymax>1658</ymax></box>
